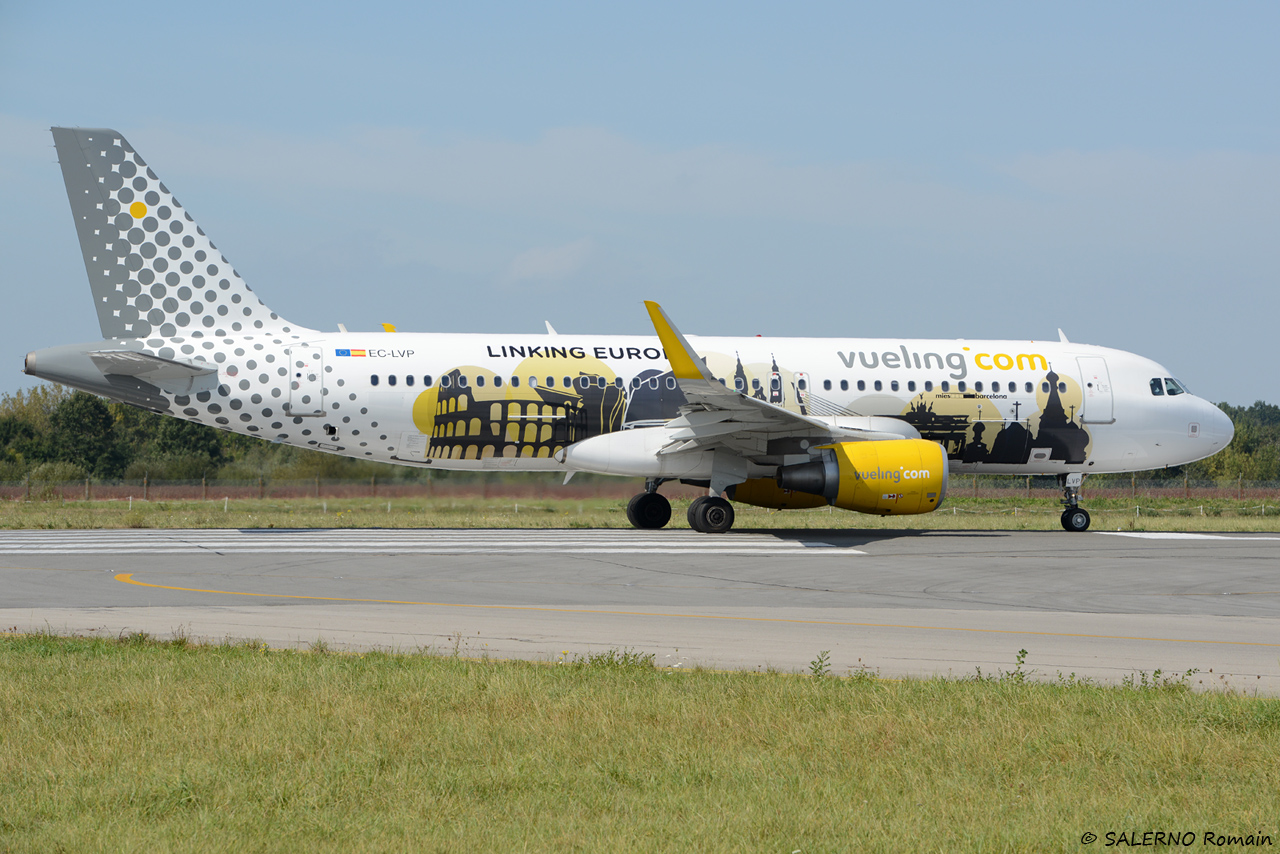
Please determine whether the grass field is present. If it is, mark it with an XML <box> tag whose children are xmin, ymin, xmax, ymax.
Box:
<box><xmin>1</xmin><ymin>633</ymin><xmax>1277</xmax><ymax>853</ymax></box>
<box><xmin>1</xmin><ymin>493</ymin><xmax>1279</xmax><ymax>532</ymax></box>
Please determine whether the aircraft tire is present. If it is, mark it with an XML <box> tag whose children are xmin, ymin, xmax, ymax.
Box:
<box><xmin>1060</xmin><ymin>508</ymin><xmax>1091</xmax><ymax>532</ymax></box>
<box><xmin>626</xmin><ymin>492</ymin><xmax>672</xmax><ymax>529</ymax></box>
<box><xmin>686</xmin><ymin>496</ymin><xmax>710</xmax><ymax>532</ymax></box>
<box><xmin>697</xmin><ymin>497</ymin><xmax>735</xmax><ymax>534</ymax></box>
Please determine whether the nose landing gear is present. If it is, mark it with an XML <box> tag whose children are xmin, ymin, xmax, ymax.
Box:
<box><xmin>1059</xmin><ymin>472</ymin><xmax>1091</xmax><ymax>532</ymax></box>
<box><xmin>626</xmin><ymin>479</ymin><xmax>673</xmax><ymax>529</ymax></box>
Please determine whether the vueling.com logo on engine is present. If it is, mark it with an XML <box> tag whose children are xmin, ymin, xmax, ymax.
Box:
<box><xmin>858</xmin><ymin>467</ymin><xmax>932</xmax><ymax>484</ymax></box>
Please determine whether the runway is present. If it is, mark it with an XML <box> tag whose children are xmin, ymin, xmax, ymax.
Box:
<box><xmin>3</xmin><ymin>527</ymin><xmax>1279</xmax><ymax>692</ymax></box>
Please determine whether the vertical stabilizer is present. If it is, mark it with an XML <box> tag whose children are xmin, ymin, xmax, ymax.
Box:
<box><xmin>51</xmin><ymin>127</ymin><xmax>298</xmax><ymax>340</ymax></box>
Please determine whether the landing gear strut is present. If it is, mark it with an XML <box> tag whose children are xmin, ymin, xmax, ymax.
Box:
<box><xmin>1059</xmin><ymin>472</ymin><xmax>1091</xmax><ymax>532</ymax></box>
<box><xmin>687</xmin><ymin>495</ymin><xmax>735</xmax><ymax>534</ymax></box>
<box><xmin>626</xmin><ymin>479</ymin><xmax>672</xmax><ymax>529</ymax></box>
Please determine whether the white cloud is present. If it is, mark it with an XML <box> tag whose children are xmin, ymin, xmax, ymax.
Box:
<box><xmin>502</xmin><ymin>239</ymin><xmax>592</xmax><ymax>285</ymax></box>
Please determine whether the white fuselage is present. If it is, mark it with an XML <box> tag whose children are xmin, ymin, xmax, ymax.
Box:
<box><xmin>86</xmin><ymin>329</ymin><xmax>1230</xmax><ymax>479</ymax></box>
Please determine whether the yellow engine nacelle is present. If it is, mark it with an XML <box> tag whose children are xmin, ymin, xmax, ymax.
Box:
<box><xmin>726</xmin><ymin>478</ymin><xmax>830</xmax><ymax>510</ymax></box>
<box><xmin>774</xmin><ymin>439</ymin><xmax>949</xmax><ymax>516</ymax></box>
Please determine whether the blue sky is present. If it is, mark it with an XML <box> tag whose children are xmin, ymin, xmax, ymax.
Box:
<box><xmin>2</xmin><ymin>2</ymin><xmax>1278</xmax><ymax>404</ymax></box>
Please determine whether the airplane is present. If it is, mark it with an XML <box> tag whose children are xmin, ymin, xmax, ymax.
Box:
<box><xmin>25</xmin><ymin>128</ymin><xmax>1234</xmax><ymax>533</ymax></box>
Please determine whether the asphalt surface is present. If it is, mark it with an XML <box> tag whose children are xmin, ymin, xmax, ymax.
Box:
<box><xmin>3</xmin><ymin>528</ymin><xmax>1278</xmax><ymax>691</ymax></box>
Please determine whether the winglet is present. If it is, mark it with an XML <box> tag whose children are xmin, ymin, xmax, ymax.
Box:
<box><xmin>1058</xmin><ymin>328</ymin><xmax>1069</xmax><ymax>343</ymax></box>
<box><xmin>644</xmin><ymin>301</ymin><xmax>716</xmax><ymax>382</ymax></box>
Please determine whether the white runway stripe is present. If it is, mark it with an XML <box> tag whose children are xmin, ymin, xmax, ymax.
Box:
<box><xmin>1096</xmin><ymin>532</ymin><xmax>1280</xmax><ymax>541</ymax></box>
<box><xmin>0</xmin><ymin>529</ymin><xmax>865</xmax><ymax>556</ymax></box>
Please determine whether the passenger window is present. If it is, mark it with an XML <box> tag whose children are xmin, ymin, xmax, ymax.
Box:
<box><xmin>941</xmin><ymin>381</ymin><xmax>950</xmax><ymax>392</ymax></box>
<box><xmin>798</xmin><ymin>379</ymin><xmax>807</xmax><ymax>390</ymax></box>
<box><xmin>441</xmin><ymin>375</ymin><xmax>451</xmax><ymax>389</ymax></box>
<box><xmin>1024</xmin><ymin>382</ymin><xmax>1032</xmax><ymax>393</ymax></box>
<box><xmin>924</xmin><ymin>381</ymin><xmax>933</xmax><ymax>391</ymax></box>
<box><xmin>1058</xmin><ymin>382</ymin><xmax>1066</xmax><ymax>393</ymax></box>
<box><xmin>406</xmin><ymin>375</ymin><xmax>415</xmax><ymax>387</ymax></box>
<box><xmin>1164</xmin><ymin>378</ymin><xmax>1185</xmax><ymax>396</ymax></box>
<box><xmin>511</xmin><ymin>376</ymin><xmax>519</xmax><ymax>387</ymax></box>
<box><xmin>458</xmin><ymin>375</ymin><xmax>468</xmax><ymax>388</ymax></box>
<box><xmin>840</xmin><ymin>380</ymin><xmax>849</xmax><ymax>391</ymax></box>
<box><xmin>974</xmin><ymin>381</ymin><xmax>982</xmax><ymax>393</ymax></box>
<box><xmin>958</xmin><ymin>381</ymin><xmax>967</xmax><ymax>392</ymax></box>
<box><xmin>615</xmin><ymin>378</ymin><xmax>623</xmax><ymax>388</ymax></box>
<box><xmin>823</xmin><ymin>380</ymin><xmax>831</xmax><ymax>391</ymax></box>
<box><xmin>474</xmin><ymin>375</ymin><xmax>484</xmax><ymax>387</ymax></box>
<box><xmin>874</xmin><ymin>380</ymin><xmax>882</xmax><ymax>391</ymax></box>
<box><xmin>370</xmin><ymin>374</ymin><xmax>379</xmax><ymax>386</ymax></box>
<box><xmin>424</xmin><ymin>375</ymin><xmax>433</xmax><ymax>387</ymax></box>
<box><xmin>989</xmin><ymin>381</ymin><xmax>998</xmax><ymax>393</ymax></box>
<box><xmin>890</xmin><ymin>380</ymin><xmax>899</xmax><ymax>392</ymax></box>
<box><xmin>667</xmin><ymin>377</ymin><xmax>676</xmax><ymax>389</ymax></box>
<box><xmin>751</xmin><ymin>378</ymin><xmax>760</xmax><ymax>390</ymax></box>
<box><xmin>580</xmin><ymin>377</ymin><xmax>589</xmax><ymax>389</ymax></box>
<box><xmin>856</xmin><ymin>380</ymin><xmax>865</xmax><ymax>391</ymax></box>
<box><xmin>1150</xmin><ymin>378</ymin><xmax>1164</xmax><ymax>396</ymax></box>
<box><xmin>388</xmin><ymin>375</ymin><xmax>397</xmax><ymax>386</ymax></box>
<box><xmin>528</xmin><ymin>377</ymin><xmax>537</xmax><ymax>388</ymax></box>
<box><xmin>907</xmin><ymin>381</ymin><xmax>915</xmax><ymax>392</ymax></box>
<box><xmin>547</xmin><ymin>376</ymin><xmax>555</xmax><ymax>388</ymax></box>
<box><xmin>735</xmin><ymin>377</ymin><xmax>745</xmax><ymax>391</ymax></box>
<box><xmin>1042</xmin><ymin>382</ymin><xmax>1050</xmax><ymax>393</ymax></box>
<box><xmin>494</xmin><ymin>376</ymin><xmax>503</xmax><ymax>388</ymax></box>
<box><xmin>770</xmin><ymin>376</ymin><xmax>780</xmax><ymax>391</ymax></box>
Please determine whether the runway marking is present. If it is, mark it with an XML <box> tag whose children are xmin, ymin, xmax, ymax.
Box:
<box><xmin>114</xmin><ymin>573</ymin><xmax>1280</xmax><ymax>649</ymax></box>
<box><xmin>0</xmin><ymin>530</ymin><xmax>866</xmax><ymax>556</ymax></box>
<box><xmin>1097</xmin><ymin>532</ymin><xmax>1280</xmax><ymax>541</ymax></box>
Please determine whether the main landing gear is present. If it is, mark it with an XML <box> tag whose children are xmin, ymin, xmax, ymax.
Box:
<box><xmin>686</xmin><ymin>495</ymin><xmax>735</xmax><ymax>534</ymax></box>
<box><xmin>624</xmin><ymin>480</ymin><xmax>737</xmax><ymax>533</ymax></box>
<box><xmin>1059</xmin><ymin>472</ymin><xmax>1091</xmax><ymax>532</ymax></box>
<box><xmin>626</xmin><ymin>480</ymin><xmax>672</xmax><ymax>529</ymax></box>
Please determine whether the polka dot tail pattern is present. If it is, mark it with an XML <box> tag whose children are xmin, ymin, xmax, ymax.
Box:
<box><xmin>51</xmin><ymin>128</ymin><xmax>291</xmax><ymax>341</ymax></box>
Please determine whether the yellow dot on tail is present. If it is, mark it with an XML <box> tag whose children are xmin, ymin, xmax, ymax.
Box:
<box><xmin>129</xmin><ymin>201</ymin><xmax>147</xmax><ymax>219</ymax></box>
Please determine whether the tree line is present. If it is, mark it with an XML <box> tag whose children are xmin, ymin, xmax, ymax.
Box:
<box><xmin>0</xmin><ymin>384</ymin><xmax>1277</xmax><ymax>483</ymax></box>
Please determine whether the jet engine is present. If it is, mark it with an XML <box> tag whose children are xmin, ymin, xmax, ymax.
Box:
<box><xmin>771</xmin><ymin>439</ymin><xmax>949</xmax><ymax>515</ymax></box>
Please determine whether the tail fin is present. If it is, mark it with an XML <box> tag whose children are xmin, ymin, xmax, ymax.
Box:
<box><xmin>51</xmin><ymin>127</ymin><xmax>298</xmax><ymax>340</ymax></box>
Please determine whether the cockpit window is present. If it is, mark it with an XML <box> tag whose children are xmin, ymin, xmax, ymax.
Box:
<box><xmin>1150</xmin><ymin>378</ymin><xmax>1164</xmax><ymax>396</ymax></box>
<box><xmin>1164</xmin><ymin>377</ymin><xmax>1186</xmax><ymax>396</ymax></box>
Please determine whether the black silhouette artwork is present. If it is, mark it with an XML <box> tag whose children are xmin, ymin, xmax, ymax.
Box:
<box><xmin>903</xmin><ymin>369</ymin><xmax>1089</xmax><ymax>465</ymax></box>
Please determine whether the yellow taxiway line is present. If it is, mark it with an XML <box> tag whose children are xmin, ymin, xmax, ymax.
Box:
<box><xmin>114</xmin><ymin>572</ymin><xmax>1280</xmax><ymax>649</ymax></box>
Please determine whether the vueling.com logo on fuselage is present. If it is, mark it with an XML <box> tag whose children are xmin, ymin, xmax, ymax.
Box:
<box><xmin>858</xmin><ymin>467</ymin><xmax>931</xmax><ymax>484</ymax></box>
<box><xmin>835</xmin><ymin>347</ymin><xmax>1048</xmax><ymax>380</ymax></box>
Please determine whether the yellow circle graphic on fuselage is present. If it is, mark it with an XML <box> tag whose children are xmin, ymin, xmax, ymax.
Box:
<box><xmin>129</xmin><ymin>201</ymin><xmax>147</xmax><ymax>219</ymax></box>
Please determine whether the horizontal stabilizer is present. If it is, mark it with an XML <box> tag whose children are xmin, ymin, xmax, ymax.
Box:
<box><xmin>88</xmin><ymin>350</ymin><xmax>217</xmax><ymax>380</ymax></box>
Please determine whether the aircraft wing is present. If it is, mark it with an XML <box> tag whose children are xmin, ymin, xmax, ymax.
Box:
<box><xmin>644</xmin><ymin>301</ymin><xmax>912</xmax><ymax>458</ymax></box>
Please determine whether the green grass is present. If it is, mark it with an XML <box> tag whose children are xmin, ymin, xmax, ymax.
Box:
<box><xmin>2</xmin><ymin>494</ymin><xmax>1280</xmax><ymax>531</ymax></box>
<box><xmin>0</xmin><ymin>633</ymin><xmax>1277</xmax><ymax>852</ymax></box>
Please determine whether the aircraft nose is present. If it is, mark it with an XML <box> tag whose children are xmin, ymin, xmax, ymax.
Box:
<box><xmin>1199</xmin><ymin>400</ymin><xmax>1234</xmax><ymax>449</ymax></box>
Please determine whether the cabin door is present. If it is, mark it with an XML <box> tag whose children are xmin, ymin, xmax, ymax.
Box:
<box><xmin>285</xmin><ymin>345</ymin><xmax>326</xmax><ymax>417</ymax></box>
<box><xmin>1077</xmin><ymin>356</ymin><xmax>1114</xmax><ymax>424</ymax></box>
